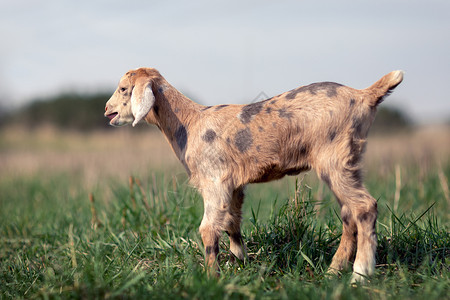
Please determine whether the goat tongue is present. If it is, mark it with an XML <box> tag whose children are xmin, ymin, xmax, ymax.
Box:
<box><xmin>106</xmin><ymin>112</ymin><xmax>118</xmax><ymax>120</ymax></box>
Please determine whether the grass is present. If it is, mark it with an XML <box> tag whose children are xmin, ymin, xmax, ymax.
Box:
<box><xmin>0</xmin><ymin>127</ymin><xmax>449</xmax><ymax>299</ymax></box>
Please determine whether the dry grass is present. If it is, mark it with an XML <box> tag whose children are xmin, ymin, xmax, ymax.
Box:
<box><xmin>0</xmin><ymin>125</ymin><xmax>182</xmax><ymax>187</ymax></box>
<box><xmin>1</xmin><ymin>124</ymin><xmax>448</xmax><ymax>189</ymax></box>
<box><xmin>367</xmin><ymin>125</ymin><xmax>450</xmax><ymax>173</ymax></box>
<box><xmin>1</xmin><ymin>124</ymin><xmax>448</xmax><ymax>218</ymax></box>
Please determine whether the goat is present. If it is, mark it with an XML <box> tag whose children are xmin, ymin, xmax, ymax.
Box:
<box><xmin>104</xmin><ymin>67</ymin><xmax>403</xmax><ymax>282</ymax></box>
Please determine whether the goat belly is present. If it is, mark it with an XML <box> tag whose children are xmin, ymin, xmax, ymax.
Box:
<box><xmin>285</xmin><ymin>167</ymin><xmax>309</xmax><ymax>176</ymax></box>
<box><xmin>249</xmin><ymin>163</ymin><xmax>311</xmax><ymax>184</ymax></box>
<box><xmin>249</xmin><ymin>164</ymin><xmax>286</xmax><ymax>183</ymax></box>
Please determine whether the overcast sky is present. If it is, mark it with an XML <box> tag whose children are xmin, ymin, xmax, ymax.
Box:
<box><xmin>1</xmin><ymin>0</ymin><xmax>449</xmax><ymax>123</ymax></box>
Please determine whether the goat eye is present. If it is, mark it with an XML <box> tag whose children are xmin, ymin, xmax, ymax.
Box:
<box><xmin>120</xmin><ymin>87</ymin><xmax>127</xmax><ymax>93</ymax></box>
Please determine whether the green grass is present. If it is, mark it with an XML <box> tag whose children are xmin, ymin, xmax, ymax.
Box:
<box><xmin>1</xmin><ymin>163</ymin><xmax>449</xmax><ymax>299</ymax></box>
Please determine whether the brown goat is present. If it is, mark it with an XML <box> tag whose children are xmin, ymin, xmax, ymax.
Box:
<box><xmin>105</xmin><ymin>67</ymin><xmax>403</xmax><ymax>282</ymax></box>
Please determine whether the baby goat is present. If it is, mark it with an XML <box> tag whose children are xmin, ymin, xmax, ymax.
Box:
<box><xmin>105</xmin><ymin>67</ymin><xmax>403</xmax><ymax>282</ymax></box>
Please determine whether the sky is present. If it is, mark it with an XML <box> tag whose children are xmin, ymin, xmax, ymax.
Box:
<box><xmin>1</xmin><ymin>0</ymin><xmax>449</xmax><ymax>123</ymax></box>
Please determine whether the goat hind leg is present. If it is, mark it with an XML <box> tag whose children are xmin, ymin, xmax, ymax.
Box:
<box><xmin>351</xmin><ymin>194</ymin><xmax>377</xmax><ymax>282</ymax></box>
<box><xmin>322</xmin><ymin>170</ymin><xmax>377</xmax><ymax>281</ymax></box>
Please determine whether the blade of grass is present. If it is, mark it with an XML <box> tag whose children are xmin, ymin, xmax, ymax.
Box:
<box><xmin>402</xmin><ymin>202</ymin><xmax>436</xmax><ymax>235</ymax></box>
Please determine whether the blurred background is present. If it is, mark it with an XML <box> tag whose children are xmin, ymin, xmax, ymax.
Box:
<box><xmin>1</xmin><ymin>3</ymin><xmax>449</xmax><ymax>296</ymax></box>
<box><xmin>0</xmin><ymin>0</ymin><xmax>449</xmax><ymax>185</ymax></box>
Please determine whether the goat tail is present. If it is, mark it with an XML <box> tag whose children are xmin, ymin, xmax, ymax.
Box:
<box><xmin>365</xmin><ymin>70</ymin><xmax>404</xmax><ymax>107</ymax></box>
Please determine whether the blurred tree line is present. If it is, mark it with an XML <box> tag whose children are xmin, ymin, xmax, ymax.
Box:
<box><xmin>0</xmin><ymin>92</ymin><xmax>412</xmax><ymax>134</ymax></box>
<box><xmin>1</xmin><ymin>93</ymin><xmax>113</xmax><ymax>131</ymax></box>
<box><xmin>370</xmin><ymin>106</ymin><xmax>412</xmax><ymax>135</ymax></box>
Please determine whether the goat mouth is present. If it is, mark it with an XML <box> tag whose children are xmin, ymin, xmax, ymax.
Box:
<box><xmin>106</xmin><ymin>112</ymin><xmax>118</xmax><ymax>121</ymax></box>
<box><xmin>106</xmin><ymin>112</ymin><xmax>119</xmax><ymax>124</ymax></box>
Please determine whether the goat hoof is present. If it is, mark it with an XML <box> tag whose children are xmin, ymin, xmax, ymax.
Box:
<box><xmin>350</xmin><ymin>272</ymin><xmax>368</xmax><ymax>284</ymax></box>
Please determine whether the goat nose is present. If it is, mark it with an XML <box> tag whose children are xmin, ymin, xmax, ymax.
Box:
<box><xmin>104</xmin><ymin>104</ymin><xmax>111</xmax><ymax>116</ymax></box>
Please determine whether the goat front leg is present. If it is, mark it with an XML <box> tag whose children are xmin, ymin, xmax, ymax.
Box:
<box><xmin>199</xmin><ymin>217</ymin><xmax>220</xmax><ymax>275</ymax></box>
<box><xmin>199</xmin><ymin>184</ymin><xmax>232</xmax><ymax>275</ymax></box>
<box><xmin>224</xmin><ymin>186</ymin><xmax>247</xmax><ymax>263</ymax></box>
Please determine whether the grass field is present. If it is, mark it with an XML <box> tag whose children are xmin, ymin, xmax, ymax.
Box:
<box><xmin>1</xmin><ymin>125</ymin><xmax>449</xmax><ymax>299</ymax></box>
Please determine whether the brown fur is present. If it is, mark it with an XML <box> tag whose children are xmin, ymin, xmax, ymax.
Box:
<box><xmin>105</xmin><ymin>68</ymin><xmax>404</xmax><ymax>282</ymax></box>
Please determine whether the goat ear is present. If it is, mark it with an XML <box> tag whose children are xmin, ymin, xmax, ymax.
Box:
<box><xmin>131</xmin><ymin>77</ymin><xmax>155</xmax><ymax>127</ymax></box>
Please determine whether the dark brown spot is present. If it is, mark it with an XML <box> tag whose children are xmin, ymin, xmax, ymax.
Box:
<box><xmin>153</xmin><ymin>104</ymin><xmax>159</xmax><ymax>116</ymax></box>
<box><xmin>350</xmin><ymin>98</ymin><xmax>355</xmax><ymax>107</ymax></box>
<box><xmin>175</xmin><ymin>125</ymin><xmax>187</xmax><ymax>151</ymax></box>
<box><xmin>286</xmin><ymin>87</ymin><xmax>302</xmax><ymax>100</ymax></box>
<box><xmin>342</xmin><ymin>214</ymin><xmax>350</xmax><ymax>226</ymax></box>
<box><xmin>202</xmin><ymin>106</ymin><xmax>212</xmax><ymax>111</ymax></box>
<box><xmin>300</xmin><ymin>145</ymin><xmax>309</xmax><ymax>156</ymax></box>
<box><xmin>256</xmin><ymin>145</ymin><xmax>261</xmax><ymax>152</ymax></box>
<box><xmin>352</xmin><ymin>117</ymin><xmax>363</xmax><ymax>136</ymax></box>
<box><xmin>240</xmin><ymin>102</ymin><xmax>264</xmax><ymax>124</ymax></box>
<box><xmin>348</xmin><ymin>138</ymin><xmax>362</xmax><ymax>166</ymax></box>
<box><xmin>265</xmin><ymin>107</ymin><xmax>272</xmax><ymax>114</ymax></box>
<box><xmin>321</xmin><ymin>172</ymin><xmax>332</xmax><ymax>188</ymax></box>
<box><xmin>215</xmin><ymin>104</ymin><xmax>228</xmax><ymax>111</ymax></box>
<box><xmin>234</xmin><ymin>128</ymin><xmax>253</xmax><ymax>153</ymax></box>
<box><xmin>202</xmin><ymin>129</ymin><xmax>217</xmax><ymax>143</ymax></box>
<box><xmin>359</xmin><ymin>212</ymin><xmax>369</xmax><ymax>222</ymax></box>
<box><xmin>278</xmin><ymin>108</ymin><xmax>293</xmax><ymax>120</ymax></box>
<box><xmin>347</xmin><ymin>169</ymin><xmax>362</xmax><ymax>187</ymax></box>
<box><xmin>205</xmin><ymin>244</ymin><xmax>219</xmax><ymax>255</ymax></box>
<box><xmin>258</xmin><ymin>126</ymin><xmax>264</xmax><ymax>132</ymax></box>
<box><xmin>286</xmin><ymin>82</ymin><xmax>343</xmax><ymax>99</ymax></box>
<box><xmin>329</xmin><ymin>129</ymin><xmax>337</xmax><ymax>142</ymax></box>
<box><xmin>357</xmin><ymin>210</ymin><xmax>377</xmax><ymax>229</ymax></box>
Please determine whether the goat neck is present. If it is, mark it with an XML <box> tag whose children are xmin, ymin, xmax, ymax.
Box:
<box><xmin>145</xmin><ymin>79</ymin><xmax>202</xmax><ymax>163</ymax></box>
